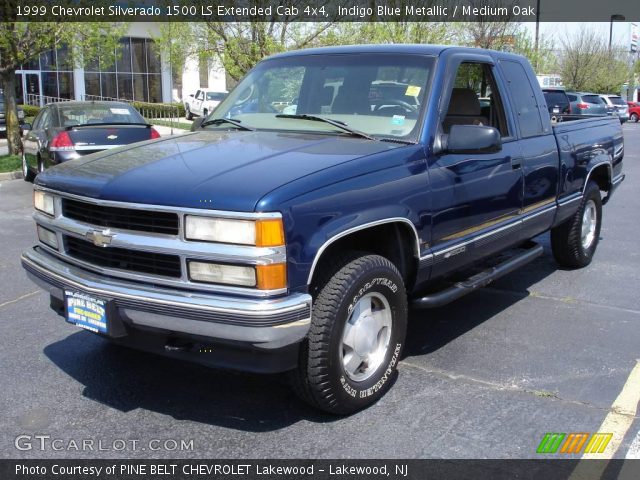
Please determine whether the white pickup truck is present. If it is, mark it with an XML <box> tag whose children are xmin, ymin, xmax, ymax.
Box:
<box><xmin>184</xmin><ymin>89</ymin><xmax>227</xmax><ymax>120</ymax></box>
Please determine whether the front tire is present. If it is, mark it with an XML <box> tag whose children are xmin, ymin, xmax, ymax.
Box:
<box><xmin>291</xmin><ymin>252</ymin><xmax>407</xmax><ymax>414</ymax></box>
<box><xmin>185</xmin><ymin>105</ymin><xmax>193</xmax><ymax>120</ymax></box>
<box><xmin>551</xmin><ymin>181</ymin><xmax>602</xmax><ymax>268</ymax></box>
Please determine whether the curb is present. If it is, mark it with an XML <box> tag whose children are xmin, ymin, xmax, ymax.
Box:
<box><xmin>0</xmin><ymin>170</ymin><xmax>22</xmax><ymax>182</ymax></box>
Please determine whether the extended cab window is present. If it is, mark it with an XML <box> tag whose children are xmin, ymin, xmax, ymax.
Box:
<box><xmin>208</xmin><ymin>54</ymin><xmax>434</xmax><ymax>142</ymax></box>
<box><xmin>499</xmin><ymin>60</ymin><xmax>544</xmax><ymax>138</ymax></box>
<box><xmin>442</xmin><ymin>62</ymin><xmax>509</xmax><ymax>137</ymax></box>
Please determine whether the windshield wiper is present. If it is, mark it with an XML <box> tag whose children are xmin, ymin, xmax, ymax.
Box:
<box><xmin>275</xmin><ymin>114</ymin><xmax>375</xmax><ymax>141</ymax></box>
<box><xmin>200</xmin><ymin>118</ymin><xmax>254</xmax><ymax>131</ymax></box>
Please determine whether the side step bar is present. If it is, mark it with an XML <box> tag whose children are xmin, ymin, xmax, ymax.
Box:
<box><xmin>412</xmin><ymin>243</ymin><xmax>544</xmax><ymax>309</ymax></box>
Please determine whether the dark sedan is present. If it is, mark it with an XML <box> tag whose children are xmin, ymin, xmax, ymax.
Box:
<box><xmin>21</xmin><ymin>101</ymin><xmax>160</xmax><ymax>181</ymax></box>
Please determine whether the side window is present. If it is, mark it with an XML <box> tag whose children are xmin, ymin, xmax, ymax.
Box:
<box><xmin>32</xmin><ymin>110</ymin><xmax>44</xmax><ymax>130</ymax></box>
<box><xmin>36</xmin><ymin>109</ymin><xmax>51</xmax><ymax>130</ymax></box>
<box><xmin>442</xmin><ymin>62</ymin><xmax>509</xmax><ymax>137</ymax></box>
<box><xmin>195</xmin><ymin>90</ymin><xmax>203</xmax><ymax>100</ymax></box>
<box><xmin>499</xmin><ymin>60</ymin><xmax>544</xmax><ymax>138</ymax></box>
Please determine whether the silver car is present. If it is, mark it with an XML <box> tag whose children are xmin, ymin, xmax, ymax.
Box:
<box><xmin>566</xmin><ymin>92</ymin><xmax>608</xmax><ymax>116</ymax></box>
<box><xmin>599</xmin><ymin>95</ymin><xmax>629</xmax><ymax>123</ymax></box>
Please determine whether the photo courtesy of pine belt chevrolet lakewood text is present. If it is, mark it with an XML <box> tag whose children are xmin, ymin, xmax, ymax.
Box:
<box><xmin>21</xmin><ymin>45</ymin><xmax>625</xmax><ymax>414</ymax></box>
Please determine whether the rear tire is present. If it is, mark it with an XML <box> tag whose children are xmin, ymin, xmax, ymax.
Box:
<box><xmin>290</xmin><ymin>252</ymin><xmax>407</xmax><ymax>415</ymax></box>
<box><xmin>22</xmin><ymin>152</ymin><xmax>34</xmax><ymax>182</ymax></box>
<box><xmin>551</xmin><ymin>181</ymin><xmax>602</xmax><ymax>268</ymax></box>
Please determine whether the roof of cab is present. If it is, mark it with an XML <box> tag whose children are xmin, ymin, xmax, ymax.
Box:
<box><xmin>266</xmin><ymin>44</ymin><xmax>527</xmax><ymax>62</ymax></box>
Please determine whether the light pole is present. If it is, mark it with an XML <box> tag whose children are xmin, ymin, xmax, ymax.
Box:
<box><xmin>609</xmin><ymin>14</ymin><xmax>626</xmax><ymax>54</ymax></box>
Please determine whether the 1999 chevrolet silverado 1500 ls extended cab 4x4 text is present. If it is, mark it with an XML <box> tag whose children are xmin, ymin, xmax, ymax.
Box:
<box><xmin>22</xmin><ymin>45</ymin><xmax>625</xmax><ymax>414</ymax></box>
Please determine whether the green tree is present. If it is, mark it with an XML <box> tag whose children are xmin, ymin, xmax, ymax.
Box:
<box><xmin>0</xmin><ymin>20</ymin><xmax>125</xmax><ymax>155</ymax></box>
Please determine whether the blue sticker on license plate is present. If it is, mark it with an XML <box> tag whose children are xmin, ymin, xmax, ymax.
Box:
<box><xmin>65</xmin><ymin>290</ymin><xmax>108</xmax><ymax>333</ymax></box>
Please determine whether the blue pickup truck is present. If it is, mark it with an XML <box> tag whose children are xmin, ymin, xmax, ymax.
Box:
<box><xmin>22</xmin><ymin>45</ymin><xmax>624</xmax><ymax>414</ymax></box>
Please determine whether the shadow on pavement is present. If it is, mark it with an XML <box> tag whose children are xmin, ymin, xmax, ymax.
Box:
<box><xmin>43</xmin><ymin>331</ymin><xmax>337</xmax><ymax>432</ymax></box>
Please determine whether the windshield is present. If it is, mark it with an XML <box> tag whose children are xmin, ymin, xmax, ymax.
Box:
<box><xmin>206</xmin><ymin>92</ymin><xmax>226</xmax><ymax>101</ymax></box>
<box><xmin>206</xmin><ymin>53</ymin><xmax>435</xmax><ymax>142</ymax></box>
<box><xmin>56</xmin><ymin>104</ymin><xmax>145</xmax><ymax>126</ymax></box>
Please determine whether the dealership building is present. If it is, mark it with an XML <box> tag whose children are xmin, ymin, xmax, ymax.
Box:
<box><xmin>14</xmin><ymin>23</ymin><xmax>226</xmax><ymax>106</ymax></box>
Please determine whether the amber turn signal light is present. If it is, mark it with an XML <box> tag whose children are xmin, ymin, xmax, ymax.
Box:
<box><xmin>255</xmin><ymin>219</ymin><xmax>285</xmax><ymax>247</ymax></box>
<box><xmin>256</xmin><ymin>263</ymin><xmax>287</xmax><ymax>290</ymax></box>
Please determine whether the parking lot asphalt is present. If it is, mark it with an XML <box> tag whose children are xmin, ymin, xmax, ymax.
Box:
<box><xmin>0</xmin><ymin>125</ymin><xmax>638</xmax><ymax>460</ymax></box>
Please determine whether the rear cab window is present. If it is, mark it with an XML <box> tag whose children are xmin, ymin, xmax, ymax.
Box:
<box><xmin>499</xmin><ymin>60</ymin><xmax>544</xmax><ymax>138</ymax></box>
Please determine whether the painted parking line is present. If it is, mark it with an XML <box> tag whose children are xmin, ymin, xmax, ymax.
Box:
<box><xmin>0</xmin><ymin>290</ymin><xmax>41</xmax><ymax>309</ymax></box>
<box><xmin>569</xmin><ymin>360</ymin><xmax>640</xmax><ymax>479</ymax></box>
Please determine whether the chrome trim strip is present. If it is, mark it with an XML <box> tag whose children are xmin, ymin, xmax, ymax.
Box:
<box><xmin>523</xmin><ymin>205</ymin><xmax>556</xmax><ymax>221</ymax></box>
<box><xmin>74</xmin><ymin>145</ymin><xmax>123</xmax><ymax>151</ymax></box>
<box><xmin>35</xmin><ymin>186</ymin><xmax>282</xmax><ymax>219</ymax></box>
<box><xmin>307</xmin><ymin>217</ymin><xmax>421</xmax><ymax>284</ymax></box>
<box><xmin>557</xmin><ymin>193</ymin><xmax>582</xmax><ymax>207</ymax></box>
<box><xmin>583</xmin><ymin>161</ymin><xmax>613</xmax><ymax>194</ymax></box>
<box><xmin>433</xmin><ymin>219</ymin><xmax>521</xmax><ymax>258</ymax></box>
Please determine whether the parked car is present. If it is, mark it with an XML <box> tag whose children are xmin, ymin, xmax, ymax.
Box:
<box><xmin>542</xmin><ymin>88</ymin><xmax>571</xmax><ymax>116</ymax></box>
<box><xmin>600</xmin><ymin>94</ymin><xmax>629</xmax><ymax>123</ymax></box>
<box><xmin>22</xmin><ymin>45</ymin><xmax>624</xmax><ymax>414</ymax></box>
<box><xmin>21</xmin><ymin>101</ymin><xmax>160</xmax><ymax>181</ymax></box>
<box><xmin>0</xmin><ymin>90</ymin><xmax>26</xmax><ymax>136</ymax></box>
<box><xmin>184</xmin><ymin>89</ymin><xmax>227</xmax><ymax>120</ymax></box>
<box><xmin>628</xmin><ymin>102</ymin><xmax>640</xmax><ymax>122</ymax></box>
<box><xmin>566</xmin><ymin>92</ymin><xmax>608</xmax><ymax>116</ymax></box>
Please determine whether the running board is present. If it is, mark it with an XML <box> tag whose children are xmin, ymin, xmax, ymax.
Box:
<box><xmin>412</xmin><ymin>243</ymin><xmax>544</xmax><ymax>309</ymax></box>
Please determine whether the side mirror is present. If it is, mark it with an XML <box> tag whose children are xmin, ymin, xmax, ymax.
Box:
<box><xmin>21</xmin><ymin>123</ymin><xmax>32</xmax><ymax>132</ymax></box>
<box><xmin>445</xmin><ymin>125</ymin><xmax>502</xmax><ymax>154</ymax></box>
<box><xmin>190</xmin><ymin>117</ymin><xmax>204</xmax><ymax>131</ymax></box>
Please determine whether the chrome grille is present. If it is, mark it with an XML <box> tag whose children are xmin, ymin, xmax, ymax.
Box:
<box><xmin>65</xmin><ymin>236</ymin><xmax>182</xmax><ymax>278</ymax></box>
<box><xmin>62</xmin><ymin>198</ymin><xmax>179</xmax><ymax>235</ymax></box>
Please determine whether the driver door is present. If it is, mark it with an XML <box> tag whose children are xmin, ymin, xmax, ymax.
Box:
<box><xmin>428</xmin><ymin>60</ymin><xmax>524</xmax><ymax>277</ymax></box>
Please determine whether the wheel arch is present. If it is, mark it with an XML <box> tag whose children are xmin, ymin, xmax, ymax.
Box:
<box><xmin>584</xmin><ymin>162</ymin><xmax>613</xmax><ymax>193</ymax></box>
<box><xmin>306</xmin><ymin>217</ymin><xmax>421</xmax><ymax>289</ymax></box>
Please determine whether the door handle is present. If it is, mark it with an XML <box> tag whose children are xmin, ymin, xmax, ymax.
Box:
<box><xmin>511</xmin><ymin>158</ymin><xmax>523</xmax><ymax>170</ymax></box>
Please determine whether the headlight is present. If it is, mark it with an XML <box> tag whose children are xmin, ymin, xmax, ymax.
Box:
<box><xmin>188</xmin><ymin>261</ymin><xmax>256</xmax><ymax>287</ymax></box>
<box><xmin>188</xmin><ymin>261</ymin><xmax>287</xmax><ymax>289</ymax></box>
<box><xmin>34</xmin><ymin>191</ymin><xmax>55</xmax><ymax>216</ymax></box>
<box><xmin>37</xmin><ymin>225</ymin><xmax>58</xmax><ymax>249</ymax></box>
<box><xmin>184</xmin><ymin>216</ymin><xmax>284</xmax><ymax>247</ymax></box>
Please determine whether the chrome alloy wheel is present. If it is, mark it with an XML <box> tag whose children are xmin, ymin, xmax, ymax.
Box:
<box><xmin>581</xmin><ymin>199</ymin><xmax>597</xmax><ymax>250</ymax></box>
<box><xmin>341</xmin><ymin>292</ymin><xmax>392</xmax><ymax>382</ymax></box>
<box><xmin>22</xmin><ymin>152</ymin><xmax>28</xmax><ymax>177</ymax></box>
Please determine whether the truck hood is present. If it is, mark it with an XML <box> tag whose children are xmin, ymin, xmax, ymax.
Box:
<box><xmin>36</xmin><ymin>130</ymin><xmax>398</xmax><ymax>211</ymax></box>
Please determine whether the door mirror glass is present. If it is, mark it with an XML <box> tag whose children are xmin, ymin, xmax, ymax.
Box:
<box><xmin>445</xmin><ymin>124</ymin><xmax>502</xmax><ymax>154</ymax></box>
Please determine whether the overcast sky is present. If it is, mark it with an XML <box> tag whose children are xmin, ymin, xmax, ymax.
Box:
<box><xmin>524</xmin><ymin>22</ymin><xmax>637</xmax><ymax>50</ymax></box>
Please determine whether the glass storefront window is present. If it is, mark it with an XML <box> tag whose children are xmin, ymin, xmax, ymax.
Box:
<box><xmin>116</xmin><ymin>38</ymin><xmax>132</xmax><ymax>73</ymax></box>
<box><xmin>146</xmin><ymin>39</ymin><xmax>161</xmax><ymax>74</ymax></box>
<box><xmin>58</xmin><ymin>72</ymin><xmax>74</xmax><ymax>99</ymax></box>
<box><xmin>132</xmin><ymin>74</ymin><xmax>148</xmax><ymax>101</ymax></box>
<box><xmin>85</xmin><ymin>72</ymin><xmax>100</xmax><ymax>97</ymax></box>
<box><xmin>42</xmin><ymin>72</ymin><xmax>58</xmax><ymax>97</ymax></box>
<box><xmin>131</xmin><ymin>38</ymin><xmax>146</xmax><ymax>73</ymax></box>
<box><xmin>117</xmin><ymin>73</ymin><xmax>134</xmax><ymax>100</ymax></box>
<box><xmin>101</xmin><ymin>73</ymin><xmax>117</xmax><ymax>99</ymax></box>
<box><xmin>148</xmin><ymin>74</ymin><xmax>161</xmax><ymax>103</ymax></box>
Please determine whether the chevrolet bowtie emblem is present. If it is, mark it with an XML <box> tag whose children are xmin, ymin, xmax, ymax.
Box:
<box><xmin>86</xmin><ymin>229</ymin><xmax>114</xmax><ymax>247</ymax></box>
<box><xmin>107</xmin><ymin>134</ymin><xmax>118</xmax><ymax>140</ymax></box>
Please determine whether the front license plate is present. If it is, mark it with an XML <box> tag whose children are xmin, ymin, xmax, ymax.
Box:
<box><xmin>65</xmin><ymin>290</ymin><xmax>108</xmax><ymax>333</ymax></box>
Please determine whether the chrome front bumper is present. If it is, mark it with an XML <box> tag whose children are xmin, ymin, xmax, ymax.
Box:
<box><xmin>22</xmin><ymin>247</ymin><xmax>312</xmax><ymax>350</ymax></box>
